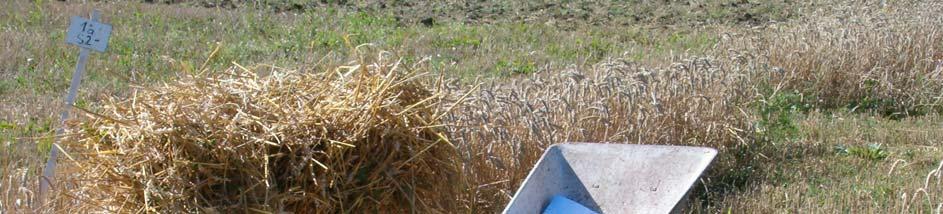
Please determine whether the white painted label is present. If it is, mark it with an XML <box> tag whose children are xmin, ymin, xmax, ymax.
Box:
<box><xmin>65</xmin><ymin>16</ymin><xmax>112</xmax><ymax>52</ymax></box>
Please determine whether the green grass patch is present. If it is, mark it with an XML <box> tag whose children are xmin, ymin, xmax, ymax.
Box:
<box><xmin>755</xmin><ymin>90</ymin><xmax>813</xmax><ymax>144</ymax></box>
<box><xmin>834</xmin><ymin>143</ymin><xmax>890</xmax><ymax>161</ymax></box>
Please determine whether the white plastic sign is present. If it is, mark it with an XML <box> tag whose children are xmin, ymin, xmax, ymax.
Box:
<box><xmin>65</xmin><ymin>16</ymin><xmax>112</xmax><ymax>52</ymax></box>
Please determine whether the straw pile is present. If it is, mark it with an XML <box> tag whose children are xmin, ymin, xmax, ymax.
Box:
<box><xmin>62</xmin><ymin>58</ymin><xmax>459</xmax><ymax>212</ymax></box>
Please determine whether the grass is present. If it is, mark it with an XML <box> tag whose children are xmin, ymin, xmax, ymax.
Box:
<box><xmin>3</xmin><ymin>0</ymin><xmax>943</xmax><ymax>212</ymax></box>
<box><xmin>715</xmin><ymin>112</ymin><xmax>943</xmax><ymax>212</ymax></box>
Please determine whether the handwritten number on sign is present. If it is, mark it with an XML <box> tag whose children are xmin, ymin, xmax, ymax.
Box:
<box><xmin>77</xmin><ymin>22</ymin><xmax>95</xmax><ymax>45</ymax></box>
<box><xmin>67</xmin><ymin>16</ymin><xmax>111</xmax><ymax>52</ymax></box>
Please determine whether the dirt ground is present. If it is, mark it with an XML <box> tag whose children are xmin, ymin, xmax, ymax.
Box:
<box><xmin>146</xmin><ymin>0</ymin><xmax>801</xmax><ymax>27</ymax></box>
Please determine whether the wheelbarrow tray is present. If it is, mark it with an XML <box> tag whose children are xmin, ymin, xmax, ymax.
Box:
<box><xmin>503</xmin><ymin>143</ymin><xmax>717</xmax><ymax>214</ymax></box>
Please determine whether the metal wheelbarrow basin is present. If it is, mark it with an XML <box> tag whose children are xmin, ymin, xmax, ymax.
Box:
<box><xmin>503</xmin><ymin>143</ymin><xmax>717</xmax><ymax>214</ymax></box>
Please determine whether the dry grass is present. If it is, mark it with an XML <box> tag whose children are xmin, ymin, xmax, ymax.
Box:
<box><xmin>47</xmin><ymin>53</ymin><xmax>460</xmax><ymax>213</ymax></box>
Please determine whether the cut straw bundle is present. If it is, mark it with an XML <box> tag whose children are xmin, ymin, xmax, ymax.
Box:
<box><xmin>61</xmin><ymin>56</ymin><xmax>458</xmax><ymax>213</ymax></box>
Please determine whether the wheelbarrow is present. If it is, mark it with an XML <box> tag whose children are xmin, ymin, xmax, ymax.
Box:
<box><xmin>503</xmin><ymin>143</ymin><xmax>717</xmax><ymax>214</ymax></box>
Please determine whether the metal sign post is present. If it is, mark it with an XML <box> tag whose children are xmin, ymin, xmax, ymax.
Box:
<box><xmin>38</xmin><ymin>10</ymin><xmax>111</xmax><ymax>208</ymax></box>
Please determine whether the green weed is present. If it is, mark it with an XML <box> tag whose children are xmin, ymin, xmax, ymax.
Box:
<box><xmin>495</xmin><ymin>59</ymin><xmax>537</xmax><ymax>76</ymax></box>
<box><xmin>0</xmin><ymin>121</ymin><xmax>15</xmax><ymax>130</ymax></box>
<box><xmin>755</xmin><ymin>91</ymin><xmax>812</xmax><ymax>144</ymax></box>
<box><xmin>834</xmin><ymin>143</ymin><xmax>889</xmax><ymax>161</ymax></box>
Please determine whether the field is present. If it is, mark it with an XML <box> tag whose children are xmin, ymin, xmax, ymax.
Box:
<box><xmin>2</xmin><ymin>0</ymin><xmax>942</xmax><ymax>212</ymax></box>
